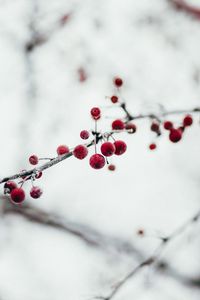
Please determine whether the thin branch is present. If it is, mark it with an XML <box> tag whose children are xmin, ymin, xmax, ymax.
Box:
<box><xmin>3</xmin><ymin>200</ymin><xmax>142</xmax><ymax>258</ymax></box>
<box><xmin>96</xmin><ymin>209</ymin><xmax>200</xmax><ymax>300</ymax></box>
<box><xmin>1</xmin><ymin>107</ymin><xmax>200</xmax><ymax>185</ymax></box>
<box><xmin>2</xmin><ymin>196</ymin><xmax>199</xmax><ymax>290</ymax></box>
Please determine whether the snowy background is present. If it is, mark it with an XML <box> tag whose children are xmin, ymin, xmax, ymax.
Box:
<box><xmin>0</xmin><ymin>0</ymin><xmax>200</xmax><ymax>299</ymax></box>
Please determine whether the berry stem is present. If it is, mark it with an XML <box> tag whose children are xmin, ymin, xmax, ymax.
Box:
<box><xmin>94</xmin><ymin>120</ymin><xmax>97</xmax><ymax>153</ymax></box>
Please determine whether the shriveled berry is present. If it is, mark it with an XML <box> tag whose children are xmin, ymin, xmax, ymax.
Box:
<box><xmin>137</xmin><ymin>229</ymin><xmax>145</xmax><ymax>236</ymax></box>
<box><xmin>151</xmin><ymin>122</ymin><xmax>160</xmax><ymax>132</ymax></box>
<box><xmin>80</xmin><ymin>130</ymin><xmax>90</xmax><ymax>140</ymax></box>
<box><xmin>163</xmin><ymin>121</ymin><xmax>173</xmax><ymax>130</ymax></box>
<box><xmin>90</xmin><ymin>107</ymin><xmax>101</xmax><ymax>120</ymax></box>
<box><xmin>114</xmin><ymin>140</ymin><xmax>127</xmax><ymax>155</ymax></box>
<box><xmin>89</xmin><ymin>154</ymin><xmax>105</xmax><ymax>169</ymax></box>
<box><xmin>35</xmin><ymin>171</ymin><xmax>42</xmax><ymax>179</ymax></box>
<box><xmin>112</xmin><ymin>119</ymin><xmax>125</xmax><ymax>130</ymax></box>
<box><xmin>183</xmin><ymin>115</ymin><xmax>193</xmax><ymax>127</ymax></box>
<box><xmin>10</xmin><ymin>188</ymin><xmax>25</xmax><ymax>204</ymax></box>
<box><xmin>29</xmin><ymin>155</ymin><xmax>39</xmax><ymax>165</ymax></box>
<box><xmin>125</xmin><ymin>123</ymin><xmax>137</xmax><ymax>134</ymax></box>
<box><xmin>149</xmin><ymin>143</ymin><xmax>157</xmax><ymax>150</ymax></box>
<box><xmin>108</xmin><ymin>164</ymin><xmax>116</xmax><ymax>171</ymax></box>
<box><xmin>169</xmin><ymin>128</ymin><xmax>182</xmax><ymax>143</ymax></box>
<box><xmin>110</xmin><ymin>95</ymin><xmax>118</xmax><ymax>104</ymax></box>
<box><xmin>4</xmin><ymin>181</ymin><xmax>17</xmax><ymax>194</ymax></box>
<box><xmin>30</xmin><ymin>186</ymin><xmax>43</xmax><ymax>199</ymax></box>
<box><xmin>73</xmin><ymin>145</ymin><xmax>88</xmax><ymax>159</ymax></box>
<box><xmin>178</xmin><ymin>126</ymin><xmax>185</xmax><ymax>132</ymax></box>
<box><xmin>57</xmin><ymin>145</ymin><xmax>70</xmax><ymax>156</ymax></box>
<box><xmin>101</xmin><ymin>142</ymin><xmax>115</xmax><ymax>157</ymax></box>
<box><xmin>114</xmin><ymin>77</ymin><xmax>123</xmax><ymax>87</ymax></box>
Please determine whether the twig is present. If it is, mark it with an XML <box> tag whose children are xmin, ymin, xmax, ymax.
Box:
<box><xmin>97</xmin><ymin>209</ymin><xmax>200</xmax><ymax>300</ymax></box>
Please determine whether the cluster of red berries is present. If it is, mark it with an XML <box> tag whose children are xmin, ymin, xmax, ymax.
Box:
<box><xmin>3</xmin><ymin>76</ymin><xmax>196</xmax><ymax>205</ymax></box>
<box><xmin>88</xmin><ymin>140</ymin><xmax>127</xmax><ymax>170</ymax></box>
<box><xmin>4</xmin><ymin>180</ymin><xmax>42</xmax><ymax>205</ymax></box>
<box><xmin>148</xmin><ymin>114</ymin><xmax>193</xmax><ymax>150</ymax></box>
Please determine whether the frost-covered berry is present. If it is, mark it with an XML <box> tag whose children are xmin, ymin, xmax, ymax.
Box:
<box><xmin>90</xmin><ymin>107</ymin><xmax>101</xmax><ymax>120</ymax></box>
<box><xmin>108</xmin><ymin>164</ymin><xmax>116</xmax><ymax>171</ymax></box>
<box><xmin>114</xmin><ymin>77</ymin><xmax>123</xmax><ymax>87</ymax></box>
<box><xmin>57</xmin><ymin>145</ymin><xmax>70</xmax><ymax>156</ymax></box>
<box><xmin>149</xmin><ymin>143</ymin><xmax>157</xmax><ymax>150</ymax></box>
<box><xmin>73</xmin><ymin>145</ymin><xmax>88</xmax><ymax>159</ymax></box>
<box><xmin>169</xmin><ymin>128</ymin><xmax>182</xmax><ymax>143</ymax></box>
<box><xmin>125</xmin><ymin>123</ymin><xmax>137</xmax><ymax>134</ymax></box>
<box><xmin>110</xmin><ymin>95</ymin><xmax>118</xmax><ymax>104</ymax></box>
<box><xmin>163</xmin><ymin>121</ymin><xmax>173</xmax><ymax>130</ymax></box>
<box><xmin>112</xmin><ymin>119</ymin><xmax>125</xmax><ymax>130</ymax></box>
<box><xmin>89</xmin><ymin>154</ymin><xmax>105</xmax><ymax>169</ymax></box>
<box><xmin>10</xmin><ymin>188</ymin><xmax>25</xmax><ymax>204</ymax></box>
<box><xmin>29</xmin><ymin>155</ymin><xmax>39</xmax><ymax>165</ymax></box>
<box><xmin>30</xmin><ymin>186</ymin><xmax>43</xmax><ymax>199</ymax></box>
<box><xmin>80</xmin><ymin>130</ymin><xmax>90</xmax><ymax>140</ymax></box>
<box><xmin>4</xmin><ymin>181</ymin><xmax>17</xmax><ymax>194</ymax></box>
<box><xmin>183</xmin><ymin>115</ymin><xmax>193</xmax><ymax>127</ymax></box>
<box><xmin>114</xmin><ymin>140</ymin><xmax>127</xmax><ymax>155</ymax></box>
<box><xmin>101</xmin><ymin>142</ymin><xmax>115</xmax><ymax>157</ymax></box>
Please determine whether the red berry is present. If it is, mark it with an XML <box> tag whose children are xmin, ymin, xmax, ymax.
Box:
<box><xmin>35</xmin><ymin>171</ymin><xmax>42</xmax><ymax>179</ymax></box>
<box><xmin>90</xmin><ymin>107</ymin><xmax>101</xmax><ymax>120</ymax></box>
<box><xmin>114</xmin><ymin>140</ymin><xmax>127</xmax><ymax>155</ymax></box>
<box><xmin>101</xmin><ymin>142</ymin><xmax>115</xmax><ymax>157</ymax></box>
<box><xmin>80</xmin><ymin>130</ymin><xmax>90</xmax><ymax>140</ymax></box>
<box><xmin>110</xmin><ymin>95</ymin><xmax>118</xmax><ymax>104</ymax></box>
<box><xmin>29</xmin><ymin>155</ymin><xmax>39</xmax><ymax>165</ymax></box>
<box><xmin>183</xmin><ymin>115</ymin><xmax>193</xmax><ymax>127</ymax></box>
<box><xmin>149</xmin><ymin>143</ymin><xmax>157</xmax><ymax>150</ymax></box>
<box><xmin>163</xmin><ymin>121</ymin><xmax>173</xmax><ymax>130</ymax></box>
<box><xmin>30</xmin><ymin>186</ymin><xmax>43</xmax><ymax>199</ymax></box>
<box><xmin>4</xmin><ymin>181</ymin><xmax>17</xmax><ymax>194</ymax></box>
<box><xmin>108</xmin><ymin>164</ymin><xmax>116</xmax><ymax>171</ymax></box>
<box><xmin>57</xmin><ymin>145</ymin><xmax>69</xmax><ymax>156</ymax></box>
<box><xmin>73</xmin><ymin>145</ymin><xmax>88</xmax><ymax>159</ymax></box>
<box><xmin>112</xmin><ymin>119</ymin><xmax>125</xmax><ymax>130</ymax></box>
<box><xmin>151</xmin><ymin>122</ymin><xmax>160</xmax><ymax>132</ymax></box>
<box><xmin>10</xmin><ymin>188</ymin><xmax>25</xmax><ymax>204</ymax></box>
<box><xmin>169</xmin><ymin>128</ymin><xmax>182</xmax><ymax>143</ymax></box>
<box><xmin>125</xmin><ymin>123</ymin><xmax>137</xmax><ymax>134</ymax></box>
<box><xmin>89</xmin><ymin>154</ymin><xmax>105</xmax><ymax>169</ymax></box>
<box><xmin>114</xmin><ymin>77</ymin><xmax>123</xmax><ymax>87</ymax></box>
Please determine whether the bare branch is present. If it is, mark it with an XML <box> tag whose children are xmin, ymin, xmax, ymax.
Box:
<box><xmin>3</xmin><ymin>200</ymin><xmax>142</xmax><ymax>258</ymax></box>
<box><xmin>97</xmin><ymin>209</ymin><xmax>200</xmax><ymax>300</ymax></box>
